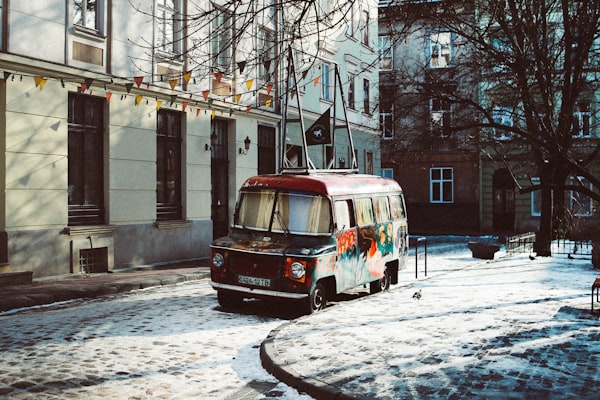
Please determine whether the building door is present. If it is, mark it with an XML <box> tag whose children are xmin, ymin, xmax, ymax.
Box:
<box><xmin>258</xmin><ymin>125</ymin><xmax>276</xmax><ymax>175</ymax></box>
<box><xmin>493</xmin><ymin>169</ymin><xmax>515</xmax><ymax>232</ymax></box>
<box><xmin>211</xmin><ymin>119</ymin><xmax>229</xmax><ymax>239</ymax></box>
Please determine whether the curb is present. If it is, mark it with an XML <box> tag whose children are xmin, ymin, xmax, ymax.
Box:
<box><xmin>260</xmin><ymin>322</ymin><xmax>374</xmax><ymax>400</ymax></box>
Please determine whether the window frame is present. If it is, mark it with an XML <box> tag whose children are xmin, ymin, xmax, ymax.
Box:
<box><xmin>573</xmin><ymin>101</ymin><xmax>592</xmax><ymax>138</ymax></box>
<box><xmin>347</xmin><ymin>73</ymin><xmax>356</xmax><ymax>109</ymax></box>
<box><xmin>258</xmin><ymin>26</ymin><xmax>275</xmax><ymax>82</ymax></box>
<box><xmin>155</xmin><ymin>0</ymin><xmax>182</xmax><ymax>56</ymax></box>
<box><xmin>73</xmin><ymin>0</ymin><xmax>105</xmax><ymax>34</ymax></box>
<box><xmin>211</xmin><ymin>7</ymin><xmax>233</xmax><ymax>74</ymax></box>
<box><xmin>430</xmin><ymin>97</ymin><xmax>452</xmax><ymax>138</ymax></box>
<box><xmin>570</xmin><ymin>176</ymin><xmax>593</xmax><ymax>217</ymax></box>
<box><xmin>156</xmin><ymin>109</ymin><xmax>183</xmax><ymax>221</ymax></box>
<box><xmin>68</xmin><ymin>92</ymin><xmax>105</xmax><ymax>226</ymax></box>
<box><xmin>531</xmin><ymin>177</ymin><xmax>541</xmax><ymax>217</ymax></box>
<box><xmin>380</xmin><ymin>108</ymin><xmax>394</xmax><ymax>140</ymax></box>
<box><xmin>430</xmin><ymin>167</ymin><xmax>454</xmax><ymax>204</ymax></box>
<box><xmin>321</xmin><ymin>62</ymin><xmax>332</xmax><ymax>102</ymax></box>
<box><xmin>363</xmin><ymin>78</ymin><xmax>370</xmax><ymax>115</ymax></box>
<box><xmin>429</xmin><ymin>31</ymin><xmax>452</xmax><ymax>69</ymax></box>
<box><xmin>361</xmin><ymin>10</ymin><xmax>369</xmax><ymax>46</ymax></box>
<box><xmin>492</xmin><ymin>106</ymin><xmax>514</xmax><ymax>140</ymax></box>
<box><xmin>378</xmin><ymin>35</ymin><xmax>393</xmax><ymax>70</ymax></box>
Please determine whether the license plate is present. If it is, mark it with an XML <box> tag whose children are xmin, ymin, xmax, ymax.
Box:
<box><xmin>238</xmin><ymin>275</ymin><xmax>271</xmax><ymax>287</ymax></box>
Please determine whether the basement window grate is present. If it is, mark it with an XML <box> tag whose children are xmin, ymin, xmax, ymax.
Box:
<box><xmin>79</xmin><ymin>247</ymin><xmax>108</xmax><ymax>273</ymax></box>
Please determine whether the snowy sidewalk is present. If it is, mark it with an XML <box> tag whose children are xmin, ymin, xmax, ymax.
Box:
<box><xmin>261</xmin><ymin>249</ymin><xmax>600</xmax><ymax>399</ymax></box>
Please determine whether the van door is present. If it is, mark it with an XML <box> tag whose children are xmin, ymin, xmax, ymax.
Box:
<box><xmin>333</xmin><ymin>199</ymin><xmax>359</xmax><ymax>292</ymax></box>
<box><xmin>355</xmin><ymin>197</ymin><xmax>384</xmax><ymax>285</ymax></box>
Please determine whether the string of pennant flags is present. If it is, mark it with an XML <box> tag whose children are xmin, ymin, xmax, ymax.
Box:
<box><xmin>4</xmin><ymin>62</ymin><xmax>325</xmax><ymax>118</ymax></box>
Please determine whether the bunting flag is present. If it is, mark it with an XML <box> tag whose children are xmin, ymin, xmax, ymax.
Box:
<box><xmin>263</xmin><ymin>60</ymin><xmax>272</xmax><ymax>72</ymax></box>
<box><xmin>81</xmin><ymin>82</ymin><xmax>88</xmax><ymax>92</ymax></box>
<box><xmin>196</xmin><ymin>108</ymin><xmax>201</xmax><ymax>117</ymax></box>
<box><xmin>246</xmin><ymin>105</ymin><xmax>251</xmax><ymax>114</ymax></box>
<box><xmin>183</xmin><ymin>71</ymin><xmax>192</xmax><ymax>83</ymax></box>
<box><xmin>134</xmin><ymin>76</ymin><xmax>144</xmax><ymax>88</ymax></box>
<box><xmin>169</xmin><ymin>79</ymin><xmax>178</xmax><ymax>90</ymax></box>
<box><xmin>235</xmin><ymin>94</ymin><xmax>242</xmax><ymax>103</ymax></box>
<box><xmin>125</xmin><ymin>83</ymin><xmax>134</xmax><ymax>93</ymax></box>
<box><xmin>245</xmin><ymin>79</ymin><xmax>254</xmax><ymax>91</ymax></box>
<box><xmin>301</xmin><ymin>70</ymin><xmax>309</xmax><ymax>80</ymax></box>
<box><xmin>156</xmin><ymin>100</ymin><xmax>163</xmax><ymax>110</ymax></box>
<box><xmin>106</xmin><ymin>92</ymin><xmax>112</xmax><ymax>103</ymax></box>
<box><xmin>85</xmin><ymin>78</ymin><xmax>94</xmax><ymax>89</ymax></box>
<box><xmin>182</xmin><ymin>101</ymin><xmax>188</xmax><ymax>111</ymax></box>
<box><xmin>202</xmin><ymin>90</ymin><xmax>209</xmax><ymax>100</ymax></box>
<box><xmin>237</xmin><ymin>61</ymin><xmax>247</xmax><ymax>75</ymax></box>
<box><xmin>305</xmin><ymin>107</ymin><xmax>331</xmax><ymax>146</ymax></box>
<box><xmin>266</xmin><ymin>83</ymin><xmax>273</xmax><ymax>94</ymax></box>
<box><xmin>211</xmin><ymin>110</ymin><xmax>216</xmax><ymax>119</ymax></box>
<box><xmin>34</xmin><ymin>76</ymin><xmax>47</xmax><ymax>90</ymax></box>
<box><xmin>215</xmin><ymin>72</ymin><xmax>223</xmax><ymax>83</ymax></box>
<box><xmin>313</xmin><ymin>76</ymin><xmax>320</xmax><ymax>87</ymax></box>
<box><xmin>3</xmin><ymin>72</ymin><xmax>11</xmax><ymax>80</ymax></box>
<box><xmin>265</xmin><ymin>99</ymin><xmax>272</xmax><ymax>110</ymax></box>
<box><xmin>135</xmin><ymin>95</ymin><xmax>143</xmax><ymax>105</ymax></box>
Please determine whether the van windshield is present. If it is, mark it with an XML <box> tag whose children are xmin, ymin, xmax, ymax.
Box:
<box><xmin>236</xmin><ymin>189</ymin><xmax>332</xmax><ymax>235</ymax></box>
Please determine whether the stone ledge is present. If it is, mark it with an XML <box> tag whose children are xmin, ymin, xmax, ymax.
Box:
<box><xmin>0</xmin><ymin>271</ymin><xmax>33</xmax><ymax>287</ymax></box>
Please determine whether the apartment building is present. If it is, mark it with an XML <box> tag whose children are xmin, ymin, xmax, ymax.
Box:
<box><xmin>0</xmin><ymin>0</ymin><xmax>381</xmax><ymax>278</ymax></box>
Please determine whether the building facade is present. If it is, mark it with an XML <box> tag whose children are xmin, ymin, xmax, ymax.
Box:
<box><xmin>0</xmin><ymin>0</ymin><xmax>381</xmax><ymax>278</ymax></box>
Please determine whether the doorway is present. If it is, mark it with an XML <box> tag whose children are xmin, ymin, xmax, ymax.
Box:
<box><xmin>492</xmin><ymin>168</ymin><xmax>515</xmax><ymax>232</ymax></box>
<box><xmin>211</xmin><ymin>119</ymin><xmax>229</xmax><ymax>239</ymax></box>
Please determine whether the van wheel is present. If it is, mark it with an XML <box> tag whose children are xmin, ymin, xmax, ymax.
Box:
<box><xmin>370</xmin><ymin>268</ymin><xmax>390</xmax><ymax>294</ymax></box>
<box><xmin>305</xmin><ymin>282</ymin><xmax>327</xmax><ymax>314</ymax></box>
<box><xmin>217</xmin><ymin>291</ymin><xmax>243</xmax><ymax>309</ymax></box>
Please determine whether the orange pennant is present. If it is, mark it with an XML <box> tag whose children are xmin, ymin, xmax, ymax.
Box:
<box><xmin>313</xmin><ymin>76</ymin><xmax>320</xmax><ymax>87</ymax></box>
<box><xmin>266</xmin><ymin>83</ymin><xmax>273</xmax><ymax>94</ymax></box>
<box><xmin>202</xmin><ymin>90</ymin><xmax>209</xmax><ymax>100</ymax></box>
<box><xmin>106</xmin><ymin>92</ymin><xmax>112</xmax><ymax>103</ymax></box>
<box><xmin>182</xmin><ymin>101</ymin><xmax>188</xmax><ymax>111</ymax></box>
<box><xmin>134</xmin><ymin>76</ymin><xmax>144</xmax><ymax>87</ymax></box>
<box><xmin>215</xmin><ymin>72</ymin><xmax>223</xmax><ymax>83</ymax></box>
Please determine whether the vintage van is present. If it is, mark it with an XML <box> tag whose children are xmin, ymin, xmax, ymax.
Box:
<box><xmin>209</xmin><ymin>172</ymin><xmax>408</xmax><ymax>314</ymax></box>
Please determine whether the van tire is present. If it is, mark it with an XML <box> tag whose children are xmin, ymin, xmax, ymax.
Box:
<box><xmin>370</xmin><ymin>268</ymin><xmax>390</xmax><ymax>294</ymax></box>
<box><xmin>217</xmin><ymin>291</ymin><xmax>243</xmax><ymax>309</ymax></box>
<box><xmin>305</xmin><ymin>282</ymin><xmax>327</xmax><ymax>314</ymax></box>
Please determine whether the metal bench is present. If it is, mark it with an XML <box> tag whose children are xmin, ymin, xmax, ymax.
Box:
<box><xmin>592</xmin><ymin>277</ymin><xmax>600</xmax><ymax>315</ymax></box>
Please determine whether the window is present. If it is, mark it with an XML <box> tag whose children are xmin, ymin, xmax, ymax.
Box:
<box><xmin>355</xmin><ymin>198</ymin><xmax>375</xmax><ymax>225</ymax></box>
<box><xmin>379</xmin><ymin>36</ymin><xmax>393</xmax><ymax>70</ymax></box>
<box><xmin>380</xmin><ymin>108</ymin><xmax>394</xmax><ymax>139</ymax></box>
<box><xmin>321</xmin><ymin>63</ymin><xmax>332</xmax><ymax>101</ymax></box>
<box><xmin>492</xmin><ymin>106</ymin><xmax>513</xmax><ymax>140</ymax></box>
<box><xmin>430</xmin><ymin>167</ymin><xmax>453</xmax><ymax>203</ymax></box>
<box><xmin>347</xmin><ymin>73</ymin><xmax>355</xmax><ymax>109</ymax></box>
<box><xmin>570</xmin><ymin>176</ymin><xmax>593</xmax><ymax>217</ymax></box>
<box><xmin>389</xmin><ymin>195</ymin><xmax>406</xmax><ymax>220</ymax></box>
<box><xmin>429</xmin><ymin>31</ymin><xmax>451</xmax><ymax>68</ymax></box>
<box><xmin>366</xmin><ymin>152</ymin><xmax>373</xmax><ymax>174</ymax></box>
<box><xmin>211</xmin><ymin>8</ymin><xmax>232</xmax><ymax>73</ymax></box>
<box><xmin>431</xmin><ymin>98</ymin><xmax>452</xmax><ymax>138</ymax></box>
<box><xmin>73</xmin><ymin>0</ymin><xmax>102</xmax><ymax>32</ymax></box>
<box><xmin>157</xmin><ymin>109</ymin><xmax>182</xmax><ymax>221</ymax></box>
<box><xmin>156</xmin><ymin>0</ymin><xmax>181</xmax><ymax>55</ymax></box>
<box><xmin>573</xmin><ymin>101</ymin><xmax>592</xmax><ymax>138</ymax></box>
<box><xmin>347</xmin><ymin>5</ymin><xmax>355</xmax><ymax>37</ymax></box>
<box><xmin>374</xmin><ymin>197</ymin><xmax>391</xmax><ymax>223</ymax></box>
<box><xmin>361</xmin><ymin>10</ymin><xmax>369</xmax><ymax>46</ymax></box>
<box><xmin>334</xmin><ymin>200</ymin><xmax>355</xmax><ymax>230</ymax></box>
<box><xmin>258</xmin><ymin>27</ymin><xmax>275</xmax><ymax>82</ymax></box>
<box><xmin>363</xmin><ymin>79</ymin><xmax>370</xmax><ymax>114</ymax></box>
<box><xmin>68</xmin><ymin>93</ymin><xmax>105</xmax><ymax>226</ymax></box>
<box><xmin>381</xmin><ymin>168</ymin><xmax>394</xmax><ymax>179</ymax></box>
<box><xmin>531</xmin><ymin>177</ymin><xmax>541</xmax><ymax>217</ymax></box>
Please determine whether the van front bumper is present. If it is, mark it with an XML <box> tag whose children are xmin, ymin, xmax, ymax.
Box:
<box><xmin>209</xmin><ymin>282</ymin><xmax>308</xmax><ymax>299</ymax></box>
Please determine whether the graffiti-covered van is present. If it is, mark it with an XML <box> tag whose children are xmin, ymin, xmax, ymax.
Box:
<box><xmin>209</xmin><ymin>172</ymin><xmax>408</xmax><ymax>314</ymax></box>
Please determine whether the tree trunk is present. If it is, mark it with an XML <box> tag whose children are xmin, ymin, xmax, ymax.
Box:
<box><xmin>534</xmin><ymin>163</ymin><xmax>553</xmax><ymax>256</ymax></box>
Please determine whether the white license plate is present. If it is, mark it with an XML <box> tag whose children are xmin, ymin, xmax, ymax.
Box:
<box><xmin>238</xmin><ymin>275</ymin><xmax>271</xmax><ymax>287</ymax></box>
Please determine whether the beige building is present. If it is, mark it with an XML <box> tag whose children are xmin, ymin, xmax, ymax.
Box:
<box><xmin>0</xmin><ymin>0</ymin><xmax>381</xmax><ymax>279</ymax></box>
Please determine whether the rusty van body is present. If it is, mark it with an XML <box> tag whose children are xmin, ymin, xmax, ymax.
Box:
<box><xmin>209</xmin><ymin>172</ymin><xmax>408</xmax><ymax>314</ymax></box>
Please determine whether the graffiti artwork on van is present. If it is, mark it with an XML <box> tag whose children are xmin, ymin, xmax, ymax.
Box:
<box><xmin>335</xmin><ymin>223</ymin><xmax>395</xmax><ymax>286</ymax></box>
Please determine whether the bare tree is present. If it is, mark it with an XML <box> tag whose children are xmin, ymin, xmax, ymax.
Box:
<box><xmin>381</xmin><ymin>0</ymin><xmax>600</xmax><ymax>253</ymax></box>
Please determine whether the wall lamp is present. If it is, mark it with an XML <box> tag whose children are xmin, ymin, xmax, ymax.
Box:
<box><xmin>205</xmin><ymin>132</ymin><xmax>217</xmax><ymax>151</ymax></box>
<box><xmin>239</xmin><ymin>136</ymin><xmax>251</xmax><ymax>155</ymax></box>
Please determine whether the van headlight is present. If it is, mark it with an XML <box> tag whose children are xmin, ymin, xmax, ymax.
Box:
<box><xmin>290</xmin><ymin>262</ymin><xmax>306</xmax><ymax>279</ymax></box>
<box><xmin>212</xmin><ymin>253</ymin><xmax>225</xmax><ymax>268</ymax></box>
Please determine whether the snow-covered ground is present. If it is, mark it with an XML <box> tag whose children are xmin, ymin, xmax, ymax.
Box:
<box><xmin>1</xmin><ymin>238</ymin><xmax>598</xmax><ymax>399</ymax></box>
<box><xmin>267</xmin><ymin>241</ymin><xmax>600</xmax><ymax>399</ymax></box>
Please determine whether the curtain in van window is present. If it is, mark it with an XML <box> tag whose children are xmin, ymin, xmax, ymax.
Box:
<box><xmin>374</xmin><ymin>196</ymin><xmax>391</xmax><ymax>223</ymax></box>
<box><xmin>356</xmin><ymin>198</ymin><xmax>375</xmax><ymax>225</ymax></box>
<box><xmin>307</xmin><ymin>196</ymin><xmax>330</xmax><ymax>233</ymax></box>
<box><xmin>239</xmin><ymin>191</ymin><xmax>275</xmax><ymax>229</ymax></box>
<box><xmin>389</xmin><ymin>195</ymin><xmax>406</xmax><ymax>220</ymax></box>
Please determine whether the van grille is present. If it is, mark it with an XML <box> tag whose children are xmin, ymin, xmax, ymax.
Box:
<box><xmin>228</xmin><ymin>252</ymin><xmax>283</xmax><ymax>279</ymax></box>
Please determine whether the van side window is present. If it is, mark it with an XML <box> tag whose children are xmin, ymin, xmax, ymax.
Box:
<box><xmin>334</xmin><ymin>200</ymin><xmax>355</xmax><ymax>231</ymax></box>
<box><xmin>374</xmin><ymin>196</ymin><xmax>391</xmax><ymax>223</ymax></box>
<box><xmin>389</xmin><ymin>195</ymin><xmax>406</xmax><ymax>220</ymax></box>
<box><xmin>355</xmin><ymin>198</ymin><xmax>375</xmax><ymax>226</ymax></box>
